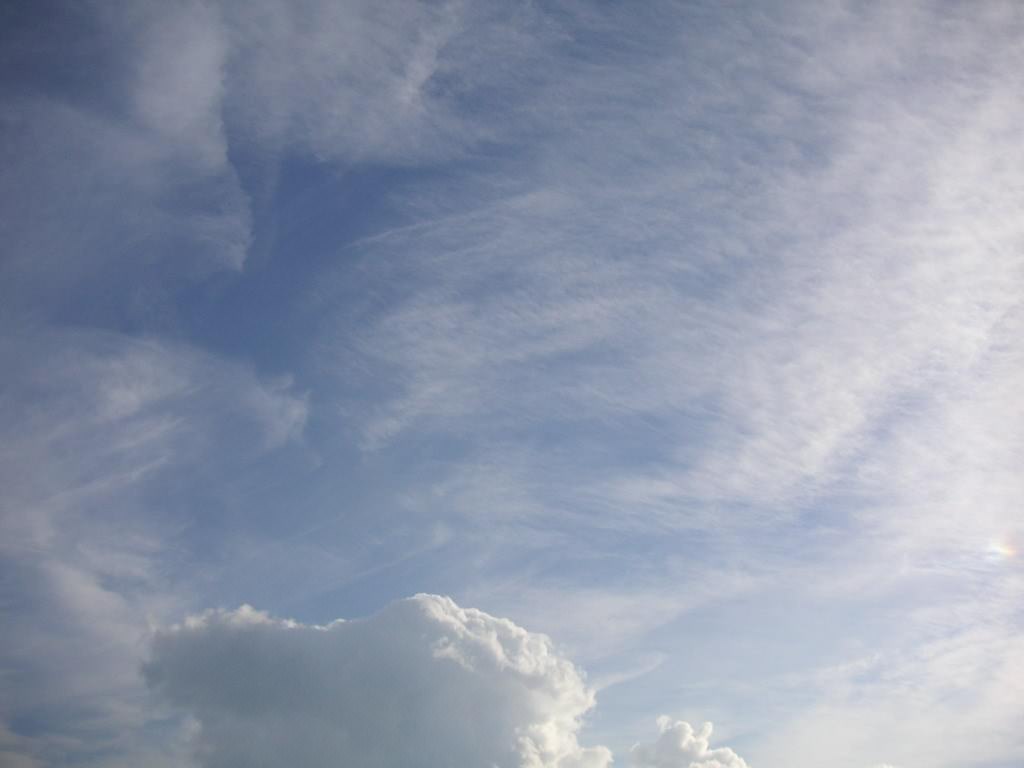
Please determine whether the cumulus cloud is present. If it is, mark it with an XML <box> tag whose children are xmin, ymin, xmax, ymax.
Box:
<box><xmin>630</xmin><ymin>717</ymin><xmax>748</xmax><ymax>768</ymax></box>
<box><xmin>145</xmin><ymin>594</ymin><xmax>612</xmax><ymax>768</ymax></box>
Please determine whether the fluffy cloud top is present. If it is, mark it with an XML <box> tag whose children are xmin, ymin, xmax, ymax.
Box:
<box><xmin>144</xmin><ymin>594</ymin><xmax>612</xmax><ymax>768</ymax></box>
<box><xmin>630</xmin><ymin>717</ymin><xmax>749</xmax><ymax>768</ymax></box>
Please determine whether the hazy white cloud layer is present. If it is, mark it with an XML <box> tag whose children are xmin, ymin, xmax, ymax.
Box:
<box><xmin>2</xmin><ymin>0</ymin><xmax>1023</xmax><ymax>767</ymax></box>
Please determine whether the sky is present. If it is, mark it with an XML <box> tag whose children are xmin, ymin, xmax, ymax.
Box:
<box><xmin>1</xmin><ymin>1</ymin><xmax>1023</xmax><ymax>767</ymax></box>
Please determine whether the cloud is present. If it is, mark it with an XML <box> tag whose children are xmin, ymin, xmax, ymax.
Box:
<box><xmin>751</xmin><ymin>608</ymin><xmax>1024</xmax><ymax>768</ymax></box>
<box><xmin>145</xmin><ymin>594</ymin><xmax>612</xmax><ymax>768</ymax></box>
<box><xmin>319</xmin><ymin>0</ymin><xmax>1024</xmax><ymax>535</ymax></box>
<box><xmin>630</xmin><ymin>717</ymin><xmax>748</xmax><ymax>768</ymax></box>
<box><xmin>214</xmin><ymin>0</ymin><xmax>558</xmax><ymax>164</ymax></box>
<box><xmin>0</xmin><ymin>328</ymin><xmax>307</xmax><ymax>767</ymax></box>
<box><xmin>0</xmin><ymin>723</ymin><xmax>42</xmax><ymax>768</ymax></box>
<box><xmin>3</xmin><ymin>1</ymin><xmax>1024</xmax><ymax>766</ymax></box>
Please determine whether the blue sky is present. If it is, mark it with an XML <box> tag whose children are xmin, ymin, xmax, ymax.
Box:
<box><xmin>2</xmin><ymin>1</ymin><xmax>1023</xmax><ymax>767</ymax></box>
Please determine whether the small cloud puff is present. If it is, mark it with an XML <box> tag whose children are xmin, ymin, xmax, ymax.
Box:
<box><xmin>630</xmin><ymin>717</ymin><xmax>749</xmax><ymax>768</ymax></box>
<box><xmin>145</xmin><ymin>594</ymin><xmax>611</xmax><ymax>768</ymax></box>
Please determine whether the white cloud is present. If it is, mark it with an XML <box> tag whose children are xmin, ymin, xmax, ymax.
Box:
<box><xmin>0</xmin><ymin>328</ymin><xmax>308</xmax><ymax>767</ymax></box>
<box><xmin>131</xmin><ymin>0</ymin><xmax>230</xmax><ymax>169</ymax></box>
<box><xmin>3</xmin><ymin>1</ymin><xmax>1024</xmax><ymax>766</ymax></box>
<box><xmin>630</xmin><ymin>717</ymin><xmax>748</xmax><ymax>768</ymax></box>
<box><xmin>752</xmin><ymin>610</ymin><xmax>1024</xmax><ymax>768</ymax></box>
<box><xmin>215</xmin><ymin>0</ymin><xmax>557</xmax><ymax>164</ymax></box>
<box><xmin>321</xmin><ymin>0</ymin><xmax>1024</xmax><ymax>536</ymax></box>
<box><xmin>145</xmin><ymin>594</ymin><xmax>612</xmax><ymax>768</ymax></box>
<box><xmin>301</xmin><ymin>7</ymin><xmax>1024</xmax><ymax>761</ymax></box>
